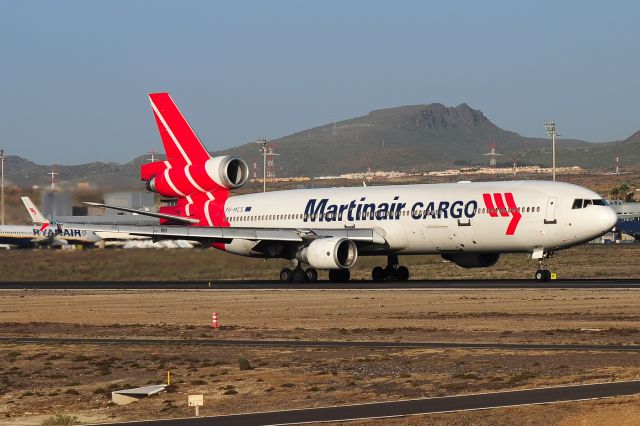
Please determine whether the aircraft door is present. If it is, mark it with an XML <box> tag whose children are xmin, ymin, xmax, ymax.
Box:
<box><xmin>544</xmin><ymin>197</ymin><xmax>557</xmax><ymax>224</ymax></box>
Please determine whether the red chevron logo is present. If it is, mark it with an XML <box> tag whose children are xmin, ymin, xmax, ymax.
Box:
<box><xmin>482</xmin><ymin>192</ymin><xmax>521</xmax><ymax>235</ymax></box>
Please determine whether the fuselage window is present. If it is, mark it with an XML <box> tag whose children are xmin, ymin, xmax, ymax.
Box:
<box><xmin>536</xmin><ymin>207</ymin><xmax>540</xmax><ymax>212</ymax></box>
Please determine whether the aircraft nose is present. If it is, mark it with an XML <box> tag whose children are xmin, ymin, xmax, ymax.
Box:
<box><xmin>599</xmin><ymin>207</ymin><xmax>618</xmax><ymax>232</ymax></box>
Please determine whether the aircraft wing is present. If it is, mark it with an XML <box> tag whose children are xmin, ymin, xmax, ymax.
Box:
<box><xmin>82</xmin><ymin>202</ymin><xmax>200</xmax><ymax>224</ymax></box>
<box><xmin>64</xmin><ymin>223</ymin><xmax>387</xmax><ymax>245</ymax></box>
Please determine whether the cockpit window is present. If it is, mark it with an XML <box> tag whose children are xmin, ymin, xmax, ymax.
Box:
<box><xmin>572</xmin><ymin>198</ymin><xmax>608</xmax><ymax>209</ymax></box>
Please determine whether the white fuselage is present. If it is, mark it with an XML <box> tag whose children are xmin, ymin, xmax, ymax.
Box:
<box><xmin>219</xmin><ymin>180</ymin><xmax>617</xmax><ymax>257</ymax></box>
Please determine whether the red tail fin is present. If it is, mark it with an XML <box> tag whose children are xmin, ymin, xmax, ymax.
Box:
<box><xmin>148</xmin><ymin>93</ymin><xmax>211</xmax><ymax>165</ymax></box>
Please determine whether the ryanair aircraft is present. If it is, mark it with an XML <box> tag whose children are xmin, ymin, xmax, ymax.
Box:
<box><xmin>0</xmin><ymin>197</ymin><xmax>101</xmax><ymax>248</ymax></box>
<box><xmin>73</xmin><ymin>93</ymin><xmax>617</xmax><ymax>282</ymax></box>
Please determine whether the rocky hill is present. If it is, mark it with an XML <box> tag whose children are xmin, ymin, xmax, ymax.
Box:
<box><xmin>219</xmin><ymin>103</ymin><xmax>622</xmax><ymax>177</ymax></box>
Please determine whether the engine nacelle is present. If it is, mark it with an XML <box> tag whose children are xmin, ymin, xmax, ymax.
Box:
<box><xmin>204</xmin><ymin>156</ymin><xmax>249</xmax><ymax>190</ymax></box>
<box><xmin>143</xmin><ymin>155</ymin><xmax>249</xmax><ymax>197</ymax></box>
<box><xmin>298</xmin><ymin>237</ymin><xmax>358</xmax><ymax>270</ymax></box>
<box><xmin>441</xmin><ymin>253</ymin><xmax>500</xmax><ymax>268</ymax></box>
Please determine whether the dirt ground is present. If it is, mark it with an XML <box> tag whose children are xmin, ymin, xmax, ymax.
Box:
<box><xmin>1</xmin><ymin>288</ymin><xmax>639</xmax><ymax>425</ymax></box>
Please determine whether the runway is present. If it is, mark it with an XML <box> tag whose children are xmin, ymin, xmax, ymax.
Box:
<box><xmin>1</xmin><ymin>278</ymin><xmax>640</xmax><ymax>289</ymax></box>
<box><xmin>94</xmin><ymin>380</ymin><xmax>640</xmax><ymax>426</ymax></box>
<box><xmin>3</xmin><ymin>336</ymin><xmax>640</xmax><ymax>352</ymax></box>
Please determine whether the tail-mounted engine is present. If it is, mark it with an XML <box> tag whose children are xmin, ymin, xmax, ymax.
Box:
<box><xmin>142</xmin><ymin>155</ymin><xmax>249</xmax><ymax>198</ymax></box>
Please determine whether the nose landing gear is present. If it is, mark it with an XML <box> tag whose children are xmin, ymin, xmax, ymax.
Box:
<box><xmin>533</xmin><ymin>251</ymin><xmax>554</xmax><ymax>282</ymax></box>
<box><xmin>535</xmin><ymin>268</ymin><xmax>551</xmax><ymax>282</ymax></box>
<box><xmin>372</xmin><ymin>255</ymin><xmax>410</xmax><ymax>282</ymax></box>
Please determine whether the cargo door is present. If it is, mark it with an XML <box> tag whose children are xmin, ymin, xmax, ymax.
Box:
<box><xmin>428</xmin><ymin>225</ymin><xmax>459</xmax><ymax>251</ymax></box>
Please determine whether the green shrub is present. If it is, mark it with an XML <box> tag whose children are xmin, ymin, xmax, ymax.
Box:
<box><xmin>41</xmin><ymin>415</ymin><xmax>79</xmax><ymax>425</ymax></box>
<box><xmin>238</xmin><ymin>357</ymin><xmax>252</xmax><ymax>371</ymax></box>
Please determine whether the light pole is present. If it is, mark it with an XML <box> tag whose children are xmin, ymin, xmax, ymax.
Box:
<box><xmin>0</xmin><ymin>149</ymin><xmax>5</xmax><ymax>225</ymax></box>
<box><xmin>545</xmin><ymin>121</ymin><xmax>559</xmax><ymax>181</ymax></box>
<box><xmin>256</xmin><ymin>137</ymin><xmax>267</xmax><ymax>192</ymax></box>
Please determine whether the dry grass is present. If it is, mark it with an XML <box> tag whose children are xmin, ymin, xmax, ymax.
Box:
<box><xmin>0</xmin><ymin>244</ymin><xmax>640</xmax><ymax>282</ymax></box>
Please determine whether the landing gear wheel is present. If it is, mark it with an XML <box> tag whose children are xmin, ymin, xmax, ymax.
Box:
<box><xmin>292</xmin><ymin>268</ymin><xmax>307</xmax><ymax>283</ymax></box>
<box><xmin>535</xmin><ymin>269</ymin><xmax>551</xmax><ymax>282</ymax></box>
<box><xmin>372</xmin><ymin>266</ymin><xmax>385</xmax><ymax>282</ymax></box>
<box><xmin>329</xmin><ymin>269</ymin><xmax>351</xmax><ymax>283</ymax></box>
<box><xmin>305</xmin><ymin>268</ymin><xmax>318</xmax><ymax>283</ymax></box>
<box><xmin>396</xmin><ymin>266</ymin><xmax>410</xmax><ymax>282</ymax></box>
<box><xmin>280</xmin><ymin>268</ymin><xmax>293</xmax><ymax>283</ymax></box>
<box><xmin>384</xmin><ymin>266</ymin><xmax>398</xmax><ymax>281</ymax></box>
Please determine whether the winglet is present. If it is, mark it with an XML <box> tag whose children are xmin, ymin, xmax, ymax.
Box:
<box><xmin>21</xmin><ymin>197</ymin><xmax>49</xmax><ymax>226</ymax></box>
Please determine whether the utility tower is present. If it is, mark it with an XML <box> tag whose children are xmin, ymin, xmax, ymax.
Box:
<box><xmin>266</xmin><ymin>145</ymin><xmax>279</xmax><ymax>179</ymax></box>
<box><xmin>0</xmin><ymin>148</ymin><xmax>5</xmax><ymax>225</ymax></box>
<box><xmin>49</xmin><ymin>166</ymin><xmax>59</xmax><ymax>191</ymax></box>
<box><xmin>545</xmin><ymin>121</ymin><xmax>559</xmax><ymax>181</ymax></box>
<box><xmin>256</xmin><ymin>138</ymin><xmax>279</xmax><ymax>192</ymax></box>
<box><xmin>483</xmin><ymin>144</ymin><xmax>502</xmax><ymax>168</ymax></box>
<box><xmin>256</xmin><ymin>138</ymin><xmax>268</xmax><ymax>192</ymax></box>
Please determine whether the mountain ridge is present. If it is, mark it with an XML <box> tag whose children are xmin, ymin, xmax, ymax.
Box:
<box><xmin>4</xmin><ymin>102</ymin><xmax>638</xmax><ymax>189</ymax></box>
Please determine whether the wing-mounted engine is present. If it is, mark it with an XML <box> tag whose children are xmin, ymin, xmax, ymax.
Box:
<box><xmin>142</xmin><ymin>155</ymin><xmax>249</xmax><ymax>198</ymax></box>
<box><xmin>441</xmin><ymin>253</ymin><xmax>500</xmax><ymax>268</ymax></box>
<box><xmin>297</xmin><ymin>237</ymin><xmax>358</xmax><ymax>270</ymax></box>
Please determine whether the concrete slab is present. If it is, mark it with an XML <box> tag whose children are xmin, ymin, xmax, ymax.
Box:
<box><xmin>112</xmin><ymin>384</ymin><xmax>166</xmax><ymax>405</ymax></box>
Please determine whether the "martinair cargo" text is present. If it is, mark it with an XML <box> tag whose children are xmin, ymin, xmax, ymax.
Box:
<box><xmin>303</xmin><ymin>197</ymin><xmax>478</xmax><ymax>222</ymax></box>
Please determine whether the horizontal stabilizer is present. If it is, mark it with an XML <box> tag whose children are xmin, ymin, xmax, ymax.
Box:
<box><xmin>83</xmin><ymin>202</ymin><xmax>200</xmax><ymax>224</ymax></box>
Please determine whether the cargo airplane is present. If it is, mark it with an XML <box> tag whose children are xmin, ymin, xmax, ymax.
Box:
<box><xmin>73</xmin><ymin>93</ymin><xmax>617</xmax><ymax>282</ymax></box>
<box><xmin>0</xmin><ymin>197</ymin><xmax>101</xmax><ymax>248</ymax></box>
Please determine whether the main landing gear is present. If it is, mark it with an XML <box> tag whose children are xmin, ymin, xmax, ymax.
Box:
<box><xmin>534</xmin><ymin>251</ymin><xmax>554</xmax><ymax>282</ymax></box>
<box><xmin>280</xmin><ymin>265</ymin><xmax>319</xmax><ymax>283</ymax></box>
<box><xmin>372</xmin><ymin>255</ymin><xmax>410</xmax><ymax>282</ymax></box>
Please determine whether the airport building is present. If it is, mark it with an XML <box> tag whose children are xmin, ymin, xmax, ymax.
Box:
<box><xmin>48</xmin><ymin>190</ymin><xmax>158</xmax><ymax>226</ymax></box>
<box><xmin>609</xmin><ymin>200</ymin><xmax>640</xmax><ymax>240</ymax></box>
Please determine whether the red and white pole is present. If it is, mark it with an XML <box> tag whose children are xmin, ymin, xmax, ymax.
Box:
<box><xmin>211</xmin><ymin>312</ymin><xmax>219</xmax><ymax>329</ymax></box>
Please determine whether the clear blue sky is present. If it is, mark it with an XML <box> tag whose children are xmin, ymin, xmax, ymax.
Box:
<box><xmin>2</xmin><ymin>0</ymin><xmax>639</xmax><ymax>164</ymax></box>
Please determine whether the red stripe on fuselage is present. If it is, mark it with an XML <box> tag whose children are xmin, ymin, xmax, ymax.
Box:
<box><xmin>503</xmin><ymin>192</ymin><xmax>521</xmax><ymax>236</ymax></box>
<box><xmin>482</xmin><ymin>193</ymin><xmax>498</xmax><ymax>217</ymax></box>
<box><xmin>492</xmin><ymin>193</ymin><xmax>510</xmax><ymax>217</ymax></box>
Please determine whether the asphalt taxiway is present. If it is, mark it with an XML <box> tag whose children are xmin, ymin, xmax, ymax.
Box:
<box><xmin>93</xmin><ymin>380</ymin><xmax>640</xmax><ymax>426</ymax></box>
<box><xmin>1</xmin><ymin>278</ymin><xmax>640</xmax><ymax>289</ymax></box>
